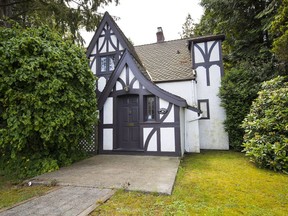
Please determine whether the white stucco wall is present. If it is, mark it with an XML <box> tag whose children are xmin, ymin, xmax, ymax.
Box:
<box><xmin>194</xmin><ymin>42</ymin><xmax>229</xmax><ymax>150</ymax></box>
<box><xmin>160</xmin><ymin>128</ymin><xmax>175</xmax><ymax>152</ymax></box>
<box><xmin>103</xmin><ymin>97</ymin><xmax>113</xmax><ymax>124</ymax></box>
<box><xmin>103</xmin><ymin>128</ymin><xmax>113</xmax><ymax>150</ymax></box>
<box><xmin>143</xmin><ymin>128</ymin><xmax>157</xmax><ymax>152</ymax></box>
<box><xmin>180</xmin><ymin>108</ymin><xmax>185</xmax><ymax>156</ymax></box>
<box><xmin>157</xmin><ymin>81</ymin><xmax>200</xmax><ymax>153</ymax></box>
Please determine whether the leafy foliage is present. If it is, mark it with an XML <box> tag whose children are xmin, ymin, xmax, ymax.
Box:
<box><xmin>242</xmin><ymin>76</ymin><xmax>288</xmax><ymax>173</ymax></box>
<box><xmin>194</xmin><ymin>0</ymin><xmax>278</xmax><ymax>62</ymax></box>
<box><xmin>270</xmin><ymin>0</ymin><xmax>288</xmax><ymax>63</ymax></box>
<box><xmin>0</xmin><ymin>26</ymin><xmax>97</xmax><ymax>178</ymax></box>
<box><xmin>219</xmin><ymin>60</ymin><xmax>276</xmax><ymax>150</ymax></box>
<box><xmin>0</xmin><ymin>0</ymin><xmax>119</xmax><ymax>44</ymax></box>
<box><xmin>180</xmin><ymin>13</ymin><xmax>195</xmax><ymax>39</ymax></box>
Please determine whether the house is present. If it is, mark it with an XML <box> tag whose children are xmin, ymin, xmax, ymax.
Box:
<box><xmin>86</xmin><ymin>12</ymin><xmax>229</xmax><ymax>156</ymax></box>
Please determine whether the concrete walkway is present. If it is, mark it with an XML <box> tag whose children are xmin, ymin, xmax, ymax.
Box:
<box><xmin>1</xmin><ymin>155</ymin><xmax>180</xmax><ymax>216</ymax></box>
<box><xmin>31</xmin><ymin>155</ymin><xmax>180</xmax><ymax>194</ymax></box>
<box><xmin>0</xmin><ymin>186</ymin><xmax>114</xmax><ymax>216</ymax></box>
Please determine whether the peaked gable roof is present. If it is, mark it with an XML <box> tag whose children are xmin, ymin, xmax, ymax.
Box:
<box><xmin>135</xmin><ymin>39</ymin><xmax>195</xmax><ymax>83</ymax></box>
<box><xmin>98</xmin><ymin>49</ymin><xmax>200</xmax><ymax>113</ymax></box>
<box><xmin>86</xmin><ymin>11</ymin><xmax>142</xmax><ymax>64</ymax></box>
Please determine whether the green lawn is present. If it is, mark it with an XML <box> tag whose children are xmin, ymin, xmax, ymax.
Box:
<box><xmin>0</xmin><ymin>174</ymin><xmax>52</xmax><ymax>210</ymax></box>
<box><xmin>92</xmin><ymin>151</ymin><xmax>288</xmax><ymax>216</ymax></box>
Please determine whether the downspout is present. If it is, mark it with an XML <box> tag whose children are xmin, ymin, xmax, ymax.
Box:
<box><xmin>188</xmin><ymin>113</ymin><xmax>202</xmax><ymax>122</ymax></box>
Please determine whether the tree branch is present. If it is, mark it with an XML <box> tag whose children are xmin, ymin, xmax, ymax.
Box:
<box><xmin>0</xmin><ymin>0</ymin><xmax>31</xmax><ymax>7</ymax></box>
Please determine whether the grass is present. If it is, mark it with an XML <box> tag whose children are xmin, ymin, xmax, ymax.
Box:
<box><xmin>0</xmin><ymin>174</ymin><xmax>53</xmax><ymax>210</ymax></box>
<box><xmin>92</xmin><ymin>151</ymin><xmax>288</xmax><ymax>216</ymax></box>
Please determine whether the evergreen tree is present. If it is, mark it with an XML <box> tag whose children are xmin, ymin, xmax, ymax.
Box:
<box><xmin>180</xmin><ymin>13</ymin><xmax>195</xmax><ymax>39</ymax></box>
<box><xmin>0</xmin><ymin>0</ymin><xmax>119</xmax><ymax>44</ymax></box>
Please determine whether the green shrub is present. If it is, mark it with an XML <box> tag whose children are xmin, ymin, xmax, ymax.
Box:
<box><xmin>219</xmin><ymin>60</ymin><xmax>276</xmax><ymax>150</ymax></box>
<box><xmin>0</xmin><ymin>26</ymin><xmax>97</xmax><ymax>178</ymax></box>
<box><xmin>242</xmin><ymin>76</ymin><xmax>288</xmax><ymax>173</ymax></box>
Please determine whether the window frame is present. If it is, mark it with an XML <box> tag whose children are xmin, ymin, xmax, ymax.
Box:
<box><xmin>144</xmin><ymin>95</ymin><xmax>156</xmax><ymax>121</ymax></box>
<box><xmin>100</xmin><ymin>55</ymin><xmax>115</xmax><ymax>73</ymax></box>
<box><xmin>198</xmin><ymin>99</ymin><xmax>210</xmax><ymax>119</ymax></box>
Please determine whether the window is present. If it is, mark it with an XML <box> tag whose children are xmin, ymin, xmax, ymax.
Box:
<box><xmin>145</xmin><ymin>96</ymin><xmax>156</xmax><ymax>121</ymax></box>
<box><xmin>100</xmin><ymin>55</ymin><xmax>115</xmax><ymax>72</ymax></box>
<box><xmin>198</xmin><ymin>99</ymin><xmax>210</xmax><ymax>119</ymax></box>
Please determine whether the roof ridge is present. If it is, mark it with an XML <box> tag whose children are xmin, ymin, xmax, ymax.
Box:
<box><xmin>135</xmin><ymin>38</ymin><xmax>188</xmax><ymax>47</ymax></box>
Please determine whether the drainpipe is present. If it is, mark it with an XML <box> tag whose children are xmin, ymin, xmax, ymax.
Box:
<box><xmin>188</xmin><ymin>113</ymin><xmax>202</xmax><ymax>122</ymax></box>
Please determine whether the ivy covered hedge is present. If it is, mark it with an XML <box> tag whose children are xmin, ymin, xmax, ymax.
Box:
<box><xmin>242</xmin><ymin>76</ymin><xmax>288</xmax><ymax>173</ymax></box>
<box><xmin>0</xmin><ymin>26</ymin><xmax>97</xmax><ymax>178</ymax></box>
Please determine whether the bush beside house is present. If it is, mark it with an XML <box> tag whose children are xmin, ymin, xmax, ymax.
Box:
<box><xmin>242</xmin><ymin>76</ymin><xmax>288</xmax><ymax>173</ymax></box>
<box><xmin>0</xmin><ymin>26</ymin><xmax>97</xmax><ymax>178</ymax></box>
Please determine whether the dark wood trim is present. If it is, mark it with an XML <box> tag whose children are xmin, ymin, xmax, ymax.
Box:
<box><xmin>141</xmin><ymin>122</ymin><xmax>180</xmax><ymax>127</ymax></box>
<box><xmin>86</xmin><ymin>11</ymin><xmax>140</xmax><ymax>64</ymax></box>
<box><xmin>174</xmin><ymin>106</ymin><xmax>181</xmax><ymax>156</ymax></box>
<box><xmin>188</xmin><ymin>34</ymin><xmax>225</xmax><ymax>50</ymax></box>
<box><xmin>159</xmin><ymin>103</ymin><xmax>173</xmax><ymax>123</ymax></box>
<box><xmin>98</xmin><ymin>109</ymin><xmax>104</xmax><ymax>153</ymax></box>
<box><xmin>113</xmin><ymin>95</ymin><xmax>117</xmax><ymax>149</ymax></box>
<box><xmin>98</xmin><ymin>50</ymin><xmax>192</xmax><ymax>111</ymax></box>
<box><xmin>98</xmin><ymin>150</ymin><xmax>180</xmax><ymax>157</ymax></box>
<box><xmin>157</xmin><ymin>128</ymin><xmax>161</xmax><ymax>152</ymax></box>
<box><xmin>102</xmin><ymin>124</ymin><xmax>113</xmax><ymax>128</ymax></box>
<box><xmin>193</xmin><ymin>42</ymin><xmax>223</xmax><ymax>86</ymax></box>
<box><xmin>153</xmin><ymin>78</ymin><xmax>195</xmax><ymax>83</ymax></box>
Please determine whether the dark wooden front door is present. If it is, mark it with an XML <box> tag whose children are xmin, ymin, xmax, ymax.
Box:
<box><xmin>116</xmin><ymin>95</ymin><xmax>141</xmax><ymax>150</ymax></box>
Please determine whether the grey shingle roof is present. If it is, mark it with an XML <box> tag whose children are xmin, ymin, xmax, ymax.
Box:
<box><xmin>135</xmin><ymin>39</ymin><xmax>195</xmax><ymax>83</ymax></box>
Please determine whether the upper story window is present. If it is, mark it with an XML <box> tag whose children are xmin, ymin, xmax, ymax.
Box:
<box><xmin>100</xmin><ymin>55</ymin><xmax>115</xmax><ymax>73</ymax></box>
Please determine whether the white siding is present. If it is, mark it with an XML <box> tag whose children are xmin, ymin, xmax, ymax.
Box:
<box><xmin>103</xmin><ymin>97</ymin><xmax>113</xmax><ymax>124</ymax></box>
<box><xmin>90</xmin><ymin>57</ymin><xmax>96</xmax><ymax>75</ymax></box>
<box><xmin>180</xmin><ymin>108</ymin><xmax>185</xmax><ymax>156</ymax></box>
<box><xmin>194</xmin><ymin>41</ymin><xmax>229</xmax><ymax>150</ymax></box>
<box><xmin>144</xmin><ymin>128</ymin><xmax>157</xmax><ymax>151</ymax></box>
<box><xmin>157</xmin><ymin>81</ymin><xmax>200</xmax><ymax>153</ymax></box>
<box><xmin>103</xmin><ymin>129</ymin><xmax>113</xmax><ymax>150</ymax></box>
<box><xmin>194</xmin><ymin>44</ymin><xmax>205</xmax><ymax>63</ymax></box>
<box><xmin>119</xmin><ymin>67</ymin><xmax>126</xmax><ymax>83</ymax></box>
<box><xmin>129</xmin><ymin>68</ymin><xmax>135</xmax><ymax>84</ymax></box>
<box><xmin>164</xmin><ymin>106</ymin><xmax>174</xmax><ymax>123</ymax></box>
<box><xmin>209</xmin><ymin>42</ymin><xmax>220</xmax><ymax>61</ymax></box>
<box><xmin>159</xmin><ymin>99</ymin><xmax>174</xmax><ymax>122</ymax></box>
<box><xmin>132</xmin><ymin>80</ymin><xmax>140</xmax><ymax>89</ymax></box>
<box><xmin>160</xmin><ymin>128</ymin><xmax>175</xmax><ymax>152</ymax></box>
<box><xmin>98</xmin><ymin>77</ymin><xmax>106</xmax><ymax>92</ymax></box>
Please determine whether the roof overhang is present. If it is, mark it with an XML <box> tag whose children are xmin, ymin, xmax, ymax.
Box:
<box><xmin>188</xmin><ymin>34</ymin><xmax>225</xmax><ymax>50</ymax></box>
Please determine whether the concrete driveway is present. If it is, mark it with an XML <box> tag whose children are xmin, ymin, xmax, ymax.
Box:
<box><xmin>31</xmin><ymin>155</ymin><xmax>180</xmax><ymax>195</ymax></box>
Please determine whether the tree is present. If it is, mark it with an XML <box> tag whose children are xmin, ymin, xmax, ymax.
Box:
<box><xmin>0</xmin><ymin>0</ymin><xmax>119</xmax><ymax>44</ymax></box>
<box><xmin>180</xmin><ymin>13</ymin><xmax>195</xmax><ymax>39</ymax></box>
<box><xmin>269</xmin><ymin>0</ymin><xmax>288</xmax><ymax>64</ymax></box>
<box><xmin>194</xmin><ymin>0</ymin><xmax>278</xmax><ymax>62</ymax></box>
<box><xmin>0</xmin><ymin>26</ymin><xmax>97</xmax><ymax>178</ymax></box>
<box><xmin>219</xmin><ymin>60</ymin><xmax>276</xmax><ymax>150</ymax></box>
<box><xmin>242</xmin><ymin>76</ymin><xmax>288</xmax><ymax>173</ymax></box>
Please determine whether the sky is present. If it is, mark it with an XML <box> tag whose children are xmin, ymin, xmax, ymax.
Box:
<box><xmin>82</xmin><ymin>0</ymin><xmax>204</xmax><ymax>46</ymax></box>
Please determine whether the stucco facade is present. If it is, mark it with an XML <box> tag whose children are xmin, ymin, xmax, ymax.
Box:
<box><xmin>86</xmin><ymin>12</ymin><xmax>229</xmax><ymax>156</ymax></box>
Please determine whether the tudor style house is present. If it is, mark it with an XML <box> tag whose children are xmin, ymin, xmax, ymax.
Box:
<box><xmin>86</xmin><ymin>12</ymin><xmax>229</xmax><ymax>156</ymax></box>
